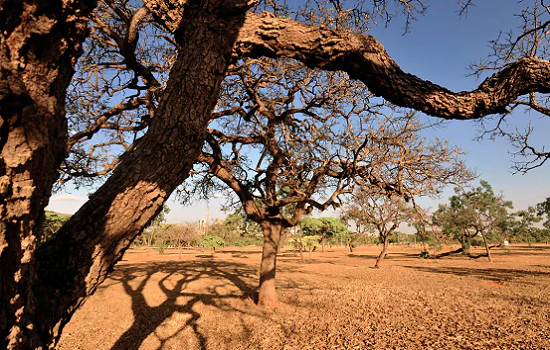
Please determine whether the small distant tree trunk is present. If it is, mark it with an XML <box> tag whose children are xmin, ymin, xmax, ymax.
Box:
<box><xmin>321</xmin><ymin>237</ymin><xmax>325</xmax><ymax>253</ymax></box>
<box><xmin>348</xmin><ymin>235</ymin><xmax>355</xmax><ymax>253</ymax></box>
<box><xmin>148</xmin><ymin>232</ymin><xmax>155</xmax><ymax>248</ymax></box>
<box><xmin>460</xmin><ymin>234</ymin><xmax>470</xmax><ymax>255</ymax></box>
<box><xmin>297</xmin><ymin>235</ymin><xmax>305</xmax><ymax>262</ymax></box>
<box><xmin>374</xmin><ymin>235</ymin><xmax>389</xmax><ymax>268</ymax></box>
<box><xmin>480</xmin><ymin>231</ymin><xmax>493</xmax><ymax>262</ymax></box>
<box><xmin>277</xmin><ymin>234</ymin><xmax>283</xmax><ymax>254</ymax></box>
<box><xmin>258</xmin><ymin>221</ymin><xmax>283</xmax><ymax>307</ymax></box>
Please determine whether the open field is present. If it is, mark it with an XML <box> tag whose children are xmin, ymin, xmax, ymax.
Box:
<box><xmin>58</xmin><ymin>244</ymin><xmax>550</xmax><ymax>349</ymax></box>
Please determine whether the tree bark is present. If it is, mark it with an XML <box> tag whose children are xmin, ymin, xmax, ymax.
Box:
<box><xmin>258</xmin><ymin>221</ymin><xmax>283</xmax><ymax>308</ymax></box>
<box><xmin>0</xmin><ymin>1</ymin><xmax>95</xmax><ymax>348</ymax></box>
<box><xmin>298</xmin><ymin>235</ymin><xmax>305</xmax><ymax>263</ymax></box>
<box><xmin>235</xmin><ymin>13</ymin><xmax>550</xmax><ymax>120</ymax></box>
<box><xmin>480</xmin><ymin>231</ymin><xmax>493</xmax><ymax>262</ymax></box>
<box><xmin>3</xmin><ymin>2</ymin><xmax>250</xmax><ymax>348</ymax></box>
<box><xmin>349</xmin><ymin>235</ymin><xmax>355</xmax><ymax>253</ymax></box>
<box><xmin>460</xmin><ymin>234</ymin><xmax>471</xmax><ymax>255</ymax></box>
<box><xmin>374</xmin><ymin>236</ymin><xmax>389</xmax><ymax>268</ymax></box>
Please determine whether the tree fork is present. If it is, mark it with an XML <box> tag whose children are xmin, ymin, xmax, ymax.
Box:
<box><xmin>3</xmin><ymin>1</ymin><xmax>251</xmax><ymax>347</ymax></box>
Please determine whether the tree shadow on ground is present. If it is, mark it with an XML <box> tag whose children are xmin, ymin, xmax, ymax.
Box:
<box><xmin>403</xmin><ymin>265</ymin><xmax>550</xmax><ymax>283</ymax></box>
<box><xmin>347</xmin><ymin>252</ymin><xmax>420</xmax><ymax>260</ymax></box>
<box><xmin>217</xmin><ymin>250</ymin><xmax>263</xmax><ymax>255</ymax></box>
<box><xmin>106</xmin><ymin>260</ymin><xmax>259</xmax><ymax>350</ymax></box>
<box><xmin>508</xmin><ymin>245</ymin><xmax>550</xmax><ymax>251</ymax></box>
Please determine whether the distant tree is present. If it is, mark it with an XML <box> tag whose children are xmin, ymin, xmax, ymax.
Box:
<box><xmin>346</xmin><ymin>188</ymin><xmax>413</xmax><ymax>268</ymax></box>
<box><xmin>208</xmin><ymin>208</ymin><xmax>262</xmax><ymax>244</ymax></box>
<box><xmin>300</xmin><ymin>217</ymin><xmax>350</xmax><ymax>252</ymax></box>
<box><xmin>537</xmin><ymin>197</ymin><xmax>550</xmax><ymax>230</ymax></box>
<box><xmin>185</xmin><ymin>54</ymin><xmax>471</xmax><ymax>306</ymax></box>
<box><xmin>147</xmin><ymin>205</ymin><xmax>171</xmax><ymax>229</ymax></box>
<box><xmin>408</xmin><ymin>206</ymin><xmax>436</xmax><ymax>254</ymax></box>
<box><xmin>199</xmin><ymin>236</ymin><xmax>226</xmax><ymax>257</ymax></box>
<box><xmin>42</xmin><ymin>212</ymin><xmax>72</xmax><ymax>244</ymax></box>
<box><xmin>509</xmin><ymin>206</ymin><xmax>549</xmax><ymax>244</ymax></box>
<box><xmin>137</xmin><ymin>205</ymin><xmax>171</xmax><ymax>248</ymax></box>
<box><xmin>166</xmin><ymin>223</ymin><xmax>199</xmax><ymax>250</ymax></box>
<box><xmin>301</xmin><ymin>235</ymin><xmax>322</xmax><ymax>259</ymax></box>
<box><xmin>434</xmin><ymin>180</ymin><xmax>513</xmax><ymax>262</ymax></box>
<box><xmin>433</xmin><ymin>201</ymin><xmax>476</xmax><ymax>255</ymax></box>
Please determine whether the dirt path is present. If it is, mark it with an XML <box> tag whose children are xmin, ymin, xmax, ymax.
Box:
<box><xmin>58</xmin><ymin>244</ymin><xmax>550</xmax><ymax>349</ymax></box>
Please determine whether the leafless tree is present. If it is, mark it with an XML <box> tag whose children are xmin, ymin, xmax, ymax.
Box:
<box><xmin>346</xmin><ymin>189</ymin><xmax>412</xmax><ymax>268</ymax></box>
<box><xmin>471</xmin><ymin>0</ymin><xmax>550</xmax><ymax>173</ymax></box>
<box><xmin>344</xmin><ymin>134</ymin><xmax>475</xmax><ymax>268</ymax></box>
<box><xmin>181</xmin><ymin>55</ymin><xmax>473</xmax><ymax>305</ymax></box>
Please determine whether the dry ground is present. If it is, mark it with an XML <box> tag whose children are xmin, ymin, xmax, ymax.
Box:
<box><xmin>58</xmin><ymin>244</ymin><xmax>550</xmax><ymax>349</ymax></box>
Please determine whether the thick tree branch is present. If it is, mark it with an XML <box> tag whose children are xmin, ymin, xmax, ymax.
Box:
<box><xmin>235</xmin><ymin>12</ymin><xmax>550</xmax><ymax>120</ymax></box>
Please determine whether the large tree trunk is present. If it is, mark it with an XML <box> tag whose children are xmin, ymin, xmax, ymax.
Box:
<box><xmin>0</xmin><ymin>1</ymin><xmax>95</xmax><ymax>348</ymax></box>
<box><xmin>374</xmin><ymin>236</ymin><xmax>389</xmax><ymax>268</ymax></box>
<box><xmin>258</xmin><ymin>221</ymin><xmax>283</xmax><ymax>308</ymax></box>
<box><xmin>3</xmin><ymin>2</ymin><xmax>249</xmax><ymax>348</ymax></box>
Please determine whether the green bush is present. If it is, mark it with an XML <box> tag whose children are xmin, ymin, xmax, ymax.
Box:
<box><xmin>233</xmin><ymin>237</ymin><xmax>263</xmax><ymax>246</ymax></box>
<box><xmin>470</xmin><ymin>237</ymin><xmax>485</xmax><ymax>247</ymax></box>
<box><xmin>42</xmin><ymin>211</ymin><xmax>71</xmax><ymax>244</ymax></box>
<box><xmin>199</xmin><ymin>235</ymin><xmax>226</xmax><ymax>250</ymax></box>
<box><xmin>156</xmin><ymin>241</ymin><xmax>167</xmax><ymax>254</ymax></box>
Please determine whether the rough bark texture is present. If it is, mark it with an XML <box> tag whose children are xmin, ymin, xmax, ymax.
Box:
<box><xmin>2</xmin><ymin>1</ymin><xmax>249</xmax><ymax>348</ymax></box>
<box><xmin>235</xmin><ymin>13</ymin><xmax>550</xmax><ymax>120</ymax></box>
<box><xmin>374</xmin><ymin>238</ymin><xmax>389</xmax><ymax>268</ymax></box>
<box><xmin>258</xmin><ymin>221</ymin><xmax>283</xmax><ymax>308</ymax></box>
<box><xmin>0</xmin><ymin>1</ymin><xmax>95</xmax><ymax>348</ymax></box>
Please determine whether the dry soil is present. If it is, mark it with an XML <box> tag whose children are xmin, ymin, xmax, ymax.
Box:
<box><xmin>58</xmin><ymin>244</ymin><xmax>550</xmax><ymax>349</ymax></box>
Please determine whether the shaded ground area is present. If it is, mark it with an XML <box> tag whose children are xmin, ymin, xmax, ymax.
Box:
<box><xmin>58</xmin><ymin>244</ymin><xmax>550</xmax><ymax>349</ymax></box>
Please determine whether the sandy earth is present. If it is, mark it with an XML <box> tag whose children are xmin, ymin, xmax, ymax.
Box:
<box><xmin>57</xmin><ymin>244</ymin><xmax>550</xmax><ymax>349</ymax></box>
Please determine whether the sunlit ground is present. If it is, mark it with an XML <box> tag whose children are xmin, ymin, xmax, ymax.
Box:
<box><xmin>58</xmin><ymin>244</ymin><xmax>550</xmax><ymax>349</ymax></box>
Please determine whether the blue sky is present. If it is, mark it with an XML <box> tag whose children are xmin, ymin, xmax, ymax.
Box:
<box><xmin>47</xmin><ymin>1</ymin><xmax>549</xmax><ymax>222</ymax></box>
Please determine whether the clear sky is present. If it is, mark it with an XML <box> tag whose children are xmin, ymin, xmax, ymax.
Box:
<box><xmin>47</xmin><ymin>1</ymin><xmax>549</xmax><ymax>223</ymax></box>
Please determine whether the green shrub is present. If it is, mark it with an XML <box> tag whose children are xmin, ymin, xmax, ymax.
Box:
<box><xmin>156</xmin><ymin>241</ymin><xmax>167</xmax><ymax>254</ymax></box>
<box><xmin>199</xmin><ymin>235</ymin><xmax>226</xmax><ymax>250</ymax></box>
<box><xmin>233</xmin><ymin>237</ymin><xmax>263</xmax><ymax>246</ymax></box>
<box><xmin>470</xmin><ymin>237</ymin><xmax>485</xmax><ymax>247</ymax></box>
